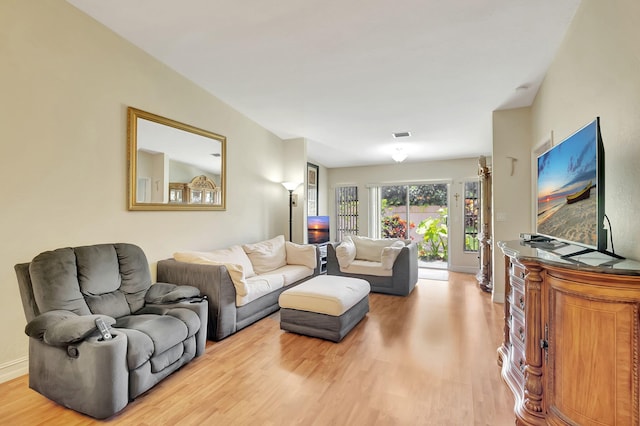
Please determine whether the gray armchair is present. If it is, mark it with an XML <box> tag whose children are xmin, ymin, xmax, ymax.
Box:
<box><xmin>326</xmin><ymin>238</ymin><xmax>418</xmax><ymax>296</ymax></box>
<box><xmin>14</xmin><ymin>243</ymin><xmax>208</xmax><ymax>419</ymax></box>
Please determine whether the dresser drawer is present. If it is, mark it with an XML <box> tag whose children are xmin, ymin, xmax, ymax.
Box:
<box><xmin>510</xmin><ymin>261</ymin><xmax>526</xmax><ymax>281</ymax></box>
<box><xmin>510</xmin><ymin>279</ymin><xmax>525</xmax><ymax>313</ymax></box>
<box><xmin>509</xmin><ymin>308</ymin><xmax>526</xmax><ymax>347</ymax></box>
<box><xmin>510</xmin><ymin>340</ymin><xmax>526</xmax><ymax>384</ymax></box>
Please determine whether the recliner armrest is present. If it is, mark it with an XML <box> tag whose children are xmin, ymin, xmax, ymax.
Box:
<box><xmin>144</xmin><ymin>282</ymin><xmax>201</xmax><ymax>304</ymax></box>
<box><xmin>25</xmin><ymin>310</ymin><xmax>116</xmax><ymax>346</ymax></box>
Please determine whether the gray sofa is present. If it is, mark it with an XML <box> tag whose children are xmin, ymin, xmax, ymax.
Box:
<box><xmin>157</xmin><ymin>258</ymin><xmax>319</xmax><ymax>341</ymax></box>
<box><xmin>326</xmin><ymin>238</ymin><xmax>418</xmax><ymax>296</ymax></box>
<box><xmin>14</xmin><ymin>243</ymin><xmax>208</xmax><ymax>419</ymax></box>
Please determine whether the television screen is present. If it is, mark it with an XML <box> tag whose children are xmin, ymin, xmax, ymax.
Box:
<box><xmin>308</xmin><ymin>216</ymin><xmax>330</xmax><ymax>244</ymax></box>
<box><xmin>536</xmin><ymin>118</ymin><xmax>605</xmax><ymax>251</ymax></box>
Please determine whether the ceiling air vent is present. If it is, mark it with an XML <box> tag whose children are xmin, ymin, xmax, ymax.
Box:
<box><xmin>392</xmin><ymin>131</ymin><xmax>411</xmax><ymax>138</ymax></box>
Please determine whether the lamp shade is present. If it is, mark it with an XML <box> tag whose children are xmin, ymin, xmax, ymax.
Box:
<box><xmin>281</xmin><ymin>181</ymin><xmax>301</xmax><ymax>191</ymax></box>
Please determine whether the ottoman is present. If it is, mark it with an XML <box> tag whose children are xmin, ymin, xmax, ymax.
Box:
<box><xmin>278</xmin><ymin>275</ymin><xmax>370</xmax><ymax>342</ymax></box>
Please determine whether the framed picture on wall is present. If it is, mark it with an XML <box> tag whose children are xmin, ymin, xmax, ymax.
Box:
<box><xmin>307</xmin><ymin>163</ymin><xmax>319</xmax><ymax>216</ymax></box>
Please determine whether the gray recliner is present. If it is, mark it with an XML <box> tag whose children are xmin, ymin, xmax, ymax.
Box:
<box><xmin>14</xmin><ymin>243</ymin><xmax>208</xmax><ymax>419</ymax></box>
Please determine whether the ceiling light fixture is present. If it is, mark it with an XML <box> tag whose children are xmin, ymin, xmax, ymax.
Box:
<box><xmin>391</xmin><ymin>131</ymin><xmax>410</xmax><ymax>162</ymax></box>
<box><xmin>392</xmin><ymin>146</ymin><xmax>408</xmax><ymax>163</ymax></box>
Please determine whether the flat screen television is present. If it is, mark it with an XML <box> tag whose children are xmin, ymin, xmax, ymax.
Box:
<box><xmin>536</xmin><ymin>117</ymin><xmax>606</xmax><ymax>252</ymax></box>
<box><xmin>307</xmin><ymin>216</ymin><xmax>330</xmax><ymax>244</ymax></box>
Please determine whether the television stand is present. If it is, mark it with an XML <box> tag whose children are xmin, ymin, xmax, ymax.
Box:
<box><xmin>315</xmin><ymin>242</ymin><xmax>329</xmax><ymax>274</ymax></box>
<box><xmin>497</xmin><ymin>240</ymin><xmax>640</xmax><ymax>425</ymax></box>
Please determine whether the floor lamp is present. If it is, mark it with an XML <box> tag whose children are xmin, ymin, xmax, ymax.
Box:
<box><xmin>281</xmin><ymin>182</ymin><xmax>300</xmax><ymax>242</ymax></box>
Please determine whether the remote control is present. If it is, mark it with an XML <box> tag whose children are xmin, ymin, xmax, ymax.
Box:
<box><xmin>95</xmin><ymin>318</ymin><xmax>112</xmax><ymax>340</ymax></box>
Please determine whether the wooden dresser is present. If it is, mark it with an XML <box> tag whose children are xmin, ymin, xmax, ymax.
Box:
<box><xmin>498</xmin><ymin>240</ymin><xmax>640</xmax><ymax>425</ymax></box>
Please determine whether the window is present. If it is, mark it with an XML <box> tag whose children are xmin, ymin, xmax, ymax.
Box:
<box><xmin>463</xmin><ymin>181</ymin><xmax>480</xmax><ymax>252</ymax></box>
<box><xmin>335</xmin><ymin>186</ymin><xmax>358</xmax><ymax>241</ymax></box>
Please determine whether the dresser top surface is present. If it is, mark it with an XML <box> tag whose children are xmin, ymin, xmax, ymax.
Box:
<box><xmin>498</xmin><ymin>240</ymin><xmax>640</xmax><ymax>276</ymax></box>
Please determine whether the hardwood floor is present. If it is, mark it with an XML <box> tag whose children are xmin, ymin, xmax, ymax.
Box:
<box><xmin>0</xmin><ymin>272</ymin><xmax>515</xmax><ymax>425</ymax></box>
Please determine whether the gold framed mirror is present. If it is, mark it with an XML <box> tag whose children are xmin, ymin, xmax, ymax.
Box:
<box><xmin>127</xmin><ymin>107</ymin><xmax>226</xmax><ymax>211</ymax></box>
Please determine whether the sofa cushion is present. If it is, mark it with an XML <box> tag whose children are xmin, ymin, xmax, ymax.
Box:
<box><xmin>351</xmin><ymin>235</ymin><xmax>401</xmax><ymax>262</ymax></box>
<box><xmin>150</xmin><ymin>342</ymin><xmax>186</xmax><ymax>373</ymax></box>
<box><xmin>285</xmin><ymin>241</ymin><xmax>317</xmax><ymax>269</ymax></box>
<box><xmin>113</xmin><ymin>243</ymin><xmax>154</xmax><ymax>314</ymax></box>
<box><xmin>278</xmin><ymin>275</ymin><xmax>370</xmax><ymax>316</ymax></box>
<box><xmin>336</xmin><ymin>237</ymin><xmax>356</xmax><ymax>268</ymax></box>
<box><xmin>174</xmin><ymin>245</ymin><xmax>255</xmax><ymax>278</ymax></box>
<box><xmin>242</xmin><ymin>235</ymin><xmax>287</xmax><ymax>274</ymax></box>
<box><xmin>115</xmin><ymin>314</ymin><xmax>188</xmax><ymax>362</ymax></box>
<box><xmin>29</xmin><ymin>248</ymin><xmax>91</xmax><ymax>316</ymax></box>
<box><xmin>165</xmin><ymin>307</ymin><xmax>201</xmax><ymax>338</ymax></box>
<box><xmin>278</xmin><ymin>264</ymin><xmax>315</xmax><ymax>286</ymax></box>
<box><xmin>237</xmin><ymin>273</ymin><xmax>285</xmax><ymax>306</ymax></box>
<box><xmin>75</xmin><ymin>245</ymin><xmax>122</xmax><ymax>295</ymax></box>
<box><xmin>340</xmin><ymin>260</ymin><xmax>393</xmax><ymax>277</ymax></box>
<box><xmin>84</xmin><ymin>291</ymin><xmax>131</xmax><ymax>318</ymax></box>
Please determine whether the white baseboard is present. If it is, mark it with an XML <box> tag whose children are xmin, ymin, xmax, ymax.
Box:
<box><xmin>0</xmin><ymin>357</ymin><xmax>28</xmax><ymax>384</ymax></box>
<box><xmin>449</xmin><ymin>265</ymin><xmax>479</xmax><ymax>274</ymax></box>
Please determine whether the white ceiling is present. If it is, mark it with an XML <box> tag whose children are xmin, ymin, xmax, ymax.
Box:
<box><xmin>67</xmin><ymin>0</ymin><xmax>581</xmax><ymax>168</ymax></box>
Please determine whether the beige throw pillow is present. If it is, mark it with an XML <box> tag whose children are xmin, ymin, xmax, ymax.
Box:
<box><xmin>173</xmin><ymin>251</ymin><xmax>249</xmax><ymax>296</ymax></box>
<box><xmin>173</xmin><ymin>245</ymin><xmax>255</xmax><ymax>278</ymax></box>
<box><xmin>285</xmin><ymin>241</ymin><xmax>317</xmax><ymax>269</ymax></box>
<box><xmin>242</xmin><ymin>235</ymin><xmax>287</xmax><ymax>274</ymax></box>
<box><xmin>381</xmin><ymin>241</ymin><xmax>406</xmax><ymax>269</ymax></box>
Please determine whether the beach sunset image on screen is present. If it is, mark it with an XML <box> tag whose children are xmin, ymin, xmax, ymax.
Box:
<box><xmin>537</xmin><ymin>120</ymin><xmax>599</xmax><ymax>247</ymax></box>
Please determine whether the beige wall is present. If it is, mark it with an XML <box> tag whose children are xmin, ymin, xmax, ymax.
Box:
<box><xmin>532</xmin><ymin>0</ymin><xmax>640</xmax><ymax>261</ymax></box>
<box><xmin>328</xmin><ymin>158</ymin><xmax>483</xmax><ymax>273</ymax></box>
<box><xmin>315</xmin><ymin>162</ymin><xmax>330</xmax><ymax>217</ymax></box>
<box><xmin>491</xmin><ymin>108</ymin><xmax>532</xmax><ymax>303</ymax></box>
<box><xmin>0</xmin><ymin>0</ymin><xmax>294</xmax><ymax>380</ymax></box>
<box><xmin>282</xmin><ymin>138</ymin><xmax>308</xmax><ymax>243</ymax></box>
<box><xmin>492</xmin><ymin>0</ymin><xmax>640</xmax><ymax>297</ymax></box>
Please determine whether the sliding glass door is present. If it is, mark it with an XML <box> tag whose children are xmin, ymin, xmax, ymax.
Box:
<box><xmin>371</xmin><ymin>183</ymin><xmax>449</xmax><ymax>268</ymax></box>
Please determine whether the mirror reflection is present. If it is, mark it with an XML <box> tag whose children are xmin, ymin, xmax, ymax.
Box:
<box><xmin>128</xmin><ymin>107</ymin><xmax>226</xmax><ymax>210</ymax></box>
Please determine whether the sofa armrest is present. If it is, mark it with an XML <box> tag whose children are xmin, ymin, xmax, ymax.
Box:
<box><xmin>157</xmin><ymin>259</ymin><xmax>237</xmax><ymax>341</ymax></box>
<box><xmin>391</xmin><ymin>242</ymin><xmax>419</xmax><ymax>295</ymax></box>
<box><xmin>326</xmin><ymin>243</ymin><xmax>341</xmax><ymax>275</ymax></box>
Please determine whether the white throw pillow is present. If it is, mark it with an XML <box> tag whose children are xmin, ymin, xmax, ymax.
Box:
<box><xmin>335</xmin><ymin>237</ymin><xmax>356</xmax><ymax>268</ymax></box>
<box><xmin>381</xmin><ymin>241</ymin><xmax>406</xmax><ymax>269</ymax></box>
<box><xmin>173</xmin><ymin>245</ymin><xmax>255</xmax><ymax>278</ymax></box>
<box><xmin>285</xmin><ymin>241</ymin><xmax>317</xmax><ymax>269</ymax></box>
<box><xmin>351</xmin><ymin>235</ymin><xmax>400</xmax><ymax>262</ymax></box>
<box><xmin>242</xmin><ymin>235</ymin><xmax>287</xmax><ymax>274</ymax></box>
